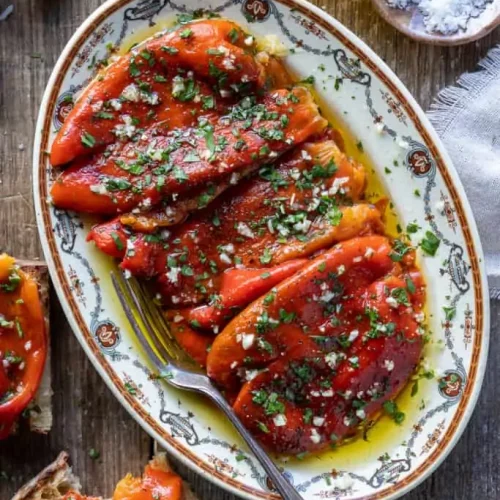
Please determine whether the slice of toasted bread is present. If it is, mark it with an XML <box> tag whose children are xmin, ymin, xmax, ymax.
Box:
<box><xmin>12</xmin><ymin>451</ymin><xmax>198</xmax><ymax>500</ymax></box>
<box><xmin>10</xmin><ymin>452</ymin><xmax>83</xmax><ymax>500</ymax></box>
<box><xmin>17</xmin><ymin>260</ymin><xmax>52</xmax><ymax>434</ymax></box>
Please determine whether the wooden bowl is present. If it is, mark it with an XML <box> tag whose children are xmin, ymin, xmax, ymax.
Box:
<box><xmin>371</xmin><ymin>0</ymin><xmax>500</xmax><ymax>46</ymax></box>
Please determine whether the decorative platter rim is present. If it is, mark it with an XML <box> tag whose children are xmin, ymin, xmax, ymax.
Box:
<box><xmin>33</xmin><ymin>0</ymin><xmax>490</xmax><ymax>499</ymax></box>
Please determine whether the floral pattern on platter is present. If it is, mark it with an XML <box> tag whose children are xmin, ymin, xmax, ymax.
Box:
<box><xmin>33</xmin><ymin>1</ymin><xmax>488</xmax><ymax>499</ymax></box>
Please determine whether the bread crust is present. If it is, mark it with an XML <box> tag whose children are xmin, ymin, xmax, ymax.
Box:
<box><xmin>10</xmin><ymin>452</ymin><xmax>82</xmax><ymax>500</ymax></box>
<box><xmin>12</xmin><ymin>451</ymin><xmax>198</xmax><ymax>500</ymax></box>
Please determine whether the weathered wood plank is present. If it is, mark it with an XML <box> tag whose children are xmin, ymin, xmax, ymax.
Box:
<box><xmin>0</xmin><ymin>0</ymin><xmax>498</xmax><ymax>498</ymax></box>
<box><xmin>0</xmin><ymin>0</ymin><xmax>151</xmax><ymax>497</ymax></box>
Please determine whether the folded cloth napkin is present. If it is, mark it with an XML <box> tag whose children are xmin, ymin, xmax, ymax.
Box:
<box><xmin>428</xmin><ymin>46</ymin><xmax>500</xmax><ymax>299</ymax></box>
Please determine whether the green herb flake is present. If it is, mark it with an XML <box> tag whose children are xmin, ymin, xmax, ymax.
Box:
<box><xmin>443</xmin><ymin>306</ymin><xmax>456</xmax><ymax>321</ymax></box>
<box><xmin>406</xmin><ymin>222</ymin><xmax>420</xmax><ymax>234</ymax></box>
<box><xmin>111</xmin><ymin>232</ymin><xmax>124</xmax><ymax>251</ymax></box>
<box><xmin>299</xmin><ymin>75</ymin><xmax>315</xmax><ymax>85</ymax></box>
<box><xmin>181</xmin><ymin>265</ymin><xmax>194</xmax><ymax>277</ymax></box>
<box><xmin>15</xmin><ymin>318</ymin><xmax>24</xmax><ymax>338</ymax></box>
<box><xmin>202</xmin><ymin>95</ymin><xmax>215</xmax><ymax>110</ymax></box>
<box><xmin>180</xmin><ymin>28</ymin><xmax>193</xmax><ymax>39</ymax></box>
<box><xmin>95</xmin><ymin>111</ymin><xmax>114</xmax><ymax>120</ymax></box>
<box><xmin>389</xmin><ymin>239</ymin><xmax>411</xmax><ymax>262</ymax></box>
<box><xmin>154</xmin><ymin>74</ymin><xmax>168</xmax><ymax>83</ymax></box>
<box><xmin>129</xmin><ymin>60</ymin><xmax>141</xmax><ymax>77</ymax></box>
<box><xmin>124</xmin><ymin>381</ymin><xmax>137</xmax><ymax>395</ymax></box>
<box><xmin>411</xmin><ymin>380</ymin><xmax>419</xmax><ymax>397</ymax></box>
<box><xmin>259</xmin><ymin>248</ymin><xmax>272</xmax><ymax>265</ymax></box>
<box><xmin>0</xmin><ymin>269</ymin><xmax>21</xmax><ymax>293</ymax></box>
<box><xmin>420</xmin><ymin>231</ymin><xmax>440</xmax><ymax>256</ymax></box>
<box><xmin>81</xmin><ymin>131</ymin><xmax>96</xmax><ymax>148</ymax></box>
<box><xmin>263</xmin><ymin>292</ymin><xmax>275</xmax><ymax>305</ymax></box>
<box><xmin>303</xmin><ymin>408</ymin><xmax>313</xmax><ymax>424</ymax></box>
<box><xmin>257</xmin><ymin>421</ymin><xmax>270</xmax><ymax>434</ymax></box>
<box><xmin>161</xmin><ymin>46</ymin><xmax>179</xmax><ymax>54</ymax></box>
<box><xmin>382</xmin><ymin>400</ymin><xmax>405</xmax><ymax>425</ymax></box>
<box><xmin>391</xmin><ymin>287</ymin><xmax>410</xmax><ymax>306</ymax></box>
<box><xmin>405</xmin><ymin>276</ymin><xmax>416</xmax><ymax>294</ymax></box>
<box><xmin>228</xmin><ymin>28</ymin><xmax>239</xmax><ymax>44</ymax></box>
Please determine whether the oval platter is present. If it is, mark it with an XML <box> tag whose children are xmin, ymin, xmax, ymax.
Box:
<box><xmin>33</xmin><ymin>0</ymin><xmax>490</xmax><ymax>498</ymax></box>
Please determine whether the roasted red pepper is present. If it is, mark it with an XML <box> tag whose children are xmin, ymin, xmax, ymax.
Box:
<box><xmin>51</xmin><ymin>86</ymin><xmax>327</xmax><ymax>216</ymax></box>
<box><xmin>49</xmin><ymin>17</ymin><xmax>427</xmax><ymax>457</ymax></box>
<box><xmin>87</xmin><ymin>139</ymin><xmax>383</xmax><ymax>316</ymax></box>
<box><xmin>164</xmin><ymin>310</ymin><xmax>214</xmax><ymax>367</ymax></box>
<box><xmin>112</xmin><ymin>457</ymin><xmax>182</xmax><ymax>500</ymax></box>
<box><xmin>207</xmin><ymin>236</ymin><xmax>425</xmax><ymax>453</ymax></box>
<box><xmin>63</xmin><ymin>454</ymin><xmax>182</xmax><ymax>500</ymax></box>
<box><xmin>0</xmin><ymin>255</ymin><xmax>47</xmax><ymax>439</ymax></box>
<box><xmin>51</xmin><ymin>19</ymin><xmax>268</xmax><ymax>166</ymax></box>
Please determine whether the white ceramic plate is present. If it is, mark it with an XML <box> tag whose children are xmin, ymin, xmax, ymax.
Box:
<box><xmin>33</xmin><ymin>1</ymin><xmax>489</xmax><ymax>498</ymax></box>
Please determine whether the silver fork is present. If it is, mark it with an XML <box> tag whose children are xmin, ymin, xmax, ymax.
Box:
<box><xmin>111</xmin><ymin>271</ymin><xmax>302</xmax><ymax>500</ymax></box>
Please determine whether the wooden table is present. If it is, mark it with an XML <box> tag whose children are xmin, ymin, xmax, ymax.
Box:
<box><xmin>0</xmin><ymin>0</ymin><xmax>498</xmax><ymax>498</ymax></box>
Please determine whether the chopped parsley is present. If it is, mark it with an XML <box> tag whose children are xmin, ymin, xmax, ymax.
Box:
<box><xmin>124</xmin><ymin>381</ymin><xmax>137</xmax><ymax>395</ymax></box>
<box><xmin>259</xmin><ymin>248</ymin><xmax>272</xmax><ymax>265</ymax></box>
<box><xmin>257</xmin><ymin>421</ymin><xmax>270</xmax><ymax>433</ymax></box>
<box><xmin>279</xmin><ymin>308</ymin><xmax>295</xmax><ymax>324</ymax></box>
<box><xmin>382</xmin><ymin>400</ymin><xmax>405</xmax><ymax>424</ymax></box>
<box><xmin>154</xmin><ymin>74</ymin><xmax>168</xmax><ymax>83</ymax></box>
<box><xmin>252</xmin><ymin>390</ymin><xmax>285</xmax><ymax>416</ymax></box>
<box><xmin>299</xmin><ymin>75</ymin><xmax>315</xmax><ymax>85</ymax></box>
<box><xmin>228</xmin><ymin>27</ymin><xmax>239</xmax><ymax>43</ymax></box>
<box><xmin>406</xmin><ymin>222</ymin><xmax>420</xmax><ymax>234</ymax></box>
<box><xmin>0</xmin><ymin>269</ymin><xmax>21</xmax><ymax>292</ymax></box>
<box><xmin>181</xmin><ymin>265</ymin><xmax>194</xmax><ymax>276</ymax></box>
<box><xmin>94</xmin><ymin>111</ymin><xmax>114</xmax><ymax>120</ymax></box>
<box><xmin>391</xmin><ymin>287</ymin><xmax>410</xmax><ymax>306</ymax></box>
<box><xmin>389</xmin><ymin>239</ymin><xmax>411</xmax><ymax>262</ymax></box>
<box><xmin>202</xmin><ymin>95</ymin><xmax>215</xmax><ymax>110</ymax></box>
<box><xmin>420</xmin><ymin>231</ymin><xmax>440</xmax><ymax>256</ymax></box>
<box><xmin>263</xmin><ymin>292</ymin><xmax>275</xmax><ymax>305</ymax></box>
<box><xmin>15</xmin><ymin>318</ymin><xmax>23</xmax><ymax>338</ymax></box>
<box><xmin>161</xmin><ymin>46</ymin><xmax>179</xmax><ymax>54</ymax></box>
<box><xmin>180</xmin><ymin>28</ymin><xmax>193</xmax><ymax>39</ymax></box>
<box><xmin>105</xmin><ymin>178</ymin><xmax>132</xmax><ymax>191</ymax></box>
<box><xmin>81</xmin><ymin>131</ymin><xmax>96</xmax><ymax>148</ymax></box>
<box><xmin>111</xmin><ymin>232</ymin><xmax>124</xmax><ymax>251</ymax></box>
<box><xmin>405</xmin><ymin>276</ymin><xmax>416</xmax><ymax>294</ymax></box>
<box><xmin>129</xmin><ymin>60</ymin><xmax>141</xmax><ymax>77</ymax></box>
<box><xmin>443</xmin><ymin>306</ymin><xmax>456</xmax><ymax>321</ymax></box>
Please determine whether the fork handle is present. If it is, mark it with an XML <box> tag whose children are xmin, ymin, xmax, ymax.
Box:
<box><xmin>203</xmin><ymin>387</ymin><xmax>303</xmax><ymax>500</ymax></box>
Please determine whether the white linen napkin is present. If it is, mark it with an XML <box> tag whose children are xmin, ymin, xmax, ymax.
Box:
<box><xmin>428</xmin><ymin>46</ymin><xmax>500</xmax><ymax>299</ymax></box>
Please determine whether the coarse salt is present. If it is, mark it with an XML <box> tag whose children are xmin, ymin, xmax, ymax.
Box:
<box><xmin>386</xmin><ymin>0</ymin><xmax>493</xmax><ymax>36</ymax></box>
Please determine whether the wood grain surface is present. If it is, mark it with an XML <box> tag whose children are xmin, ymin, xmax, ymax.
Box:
<box><xmin>0</xmin><ymin>0</ymin><xmax>498</xmax><ymax>498</ymax></box>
